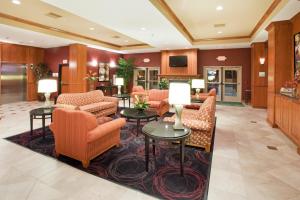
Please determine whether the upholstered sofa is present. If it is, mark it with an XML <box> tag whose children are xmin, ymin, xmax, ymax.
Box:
<box><xmin>164</xmin><ymin>96</ymin><xmax>216</xmax><ymax>152</ymax></box>
<box><xmin>50</xmin><ymin>108</ymin><xmax>126</xmax><ymax>168</ymax></box>
<box><xmin>146</xmin><ymin>89</ymin><xmax>169</xmax><ymax>116</ymax></box>
<box><xmin>55</xmin><ymin>90</ymin><xmax>118</xmax><ymax>117</ymax></box>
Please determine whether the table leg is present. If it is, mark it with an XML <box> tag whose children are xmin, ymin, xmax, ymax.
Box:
<box><xmin>30</xmin><ymin>114</ymin><xmax>33</xmax><ymax>136</ymax></box>
<box><xmin>152</xmin><ymin>139</ymin><xmax>155</xmax><ymax>156</ymax></box>
<box><xmin>42</xmin><ymin>115</ymin><xmax>46</xmax><ymax>139</ymax></box>
<box><xmin>136</xmin><ymin>119</ymin><xmax>140</xmax><ymax>136</ymax></box>
<box><xmin>180</xmin><ymin>139</ymin><xmax>185</xmax><ymax>176</ymax></box>
<box><xmin>123</xmin><ymin>99</ymin><xmax>126</xmax><ymax>108</ymax></box>
<box><xmin>145</xmin><ymin>135</ymin><xmax>149</xmax><ymax>172</ymax></box>
<box><xmin>129</xmin><ymin>97</ymin><xmax>131</xmax><ymax>108</ymax></box>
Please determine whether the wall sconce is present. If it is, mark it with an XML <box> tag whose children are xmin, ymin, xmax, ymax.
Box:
<box><xmin>259</xmin><ymin>58</ymin><xmax>265</xmax><ymax>65</ymax></box>
<box><xmin>109</xmin><ymin>60</ymin><xmax>117</xmax><ymax>68</ymax></box>
<box><xmin>216</xmin><ymin>56</ymin><xmax>227</xmax><ymax>62</ymax></box>
<box><xmin>143</xmin><ymin>58</ymin><xmax>150</xmax><ymax>63</ymax></box>
<box><xmin>89</xmin><ymin>59</ymin><xmax>98</xmax><ymax>67</ymax></box>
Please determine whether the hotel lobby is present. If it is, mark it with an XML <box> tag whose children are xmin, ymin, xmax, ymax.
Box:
<box><xmin>0</xmin><ymin>0</ymin><xmax>300</xmax><ymax>200</ymax></box>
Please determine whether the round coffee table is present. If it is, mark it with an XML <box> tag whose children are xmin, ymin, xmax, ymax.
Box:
<box><xmin>120</xmin><ymin>108</ymin><xmax>158</xmax><ymax>136</ymax></box>
<box><xmin>142</xmin><ymin>121</ymin><xmax>191</xmax><ymax>176</ymax></box>
<box><xmin>112</xmin><ymin>94</ymin><xmax>131</xmax><ymax>108</ymax></box>
<box><xmin>30</xmin><ymin>107</ymin><xmax>55</xmax><ymax>139</ymax></box>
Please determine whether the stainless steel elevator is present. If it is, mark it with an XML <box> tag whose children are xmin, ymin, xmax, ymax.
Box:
<box><xmin>0</xmin><ymin>63</ymin><xmax>27</xmax><ymax>104</ymax></box>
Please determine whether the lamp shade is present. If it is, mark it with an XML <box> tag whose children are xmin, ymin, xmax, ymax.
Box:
<box><xmin>169</xmin><ymin>82</ymin><xmax>191</xmax><ymax>105</ymax></box>
<box><xmin>38</xmin><ymin>79</ymin><xmax>57</xmax><ymax>93</ymax></box>
<box><xmin>192</xmin><ymin>79</ymin><xmax>205</xmax><ymax>89</ymax></box>
<box><xmin>115</xmin><ymin>77</ymin><xmax>124</xmax><ymax>86</ymax></box>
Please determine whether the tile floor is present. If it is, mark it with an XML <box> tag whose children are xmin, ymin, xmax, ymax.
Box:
<box><xmin>0</xmin><ymin>101</ymin><xmax>300</xmax><ymax>200</ymax></box>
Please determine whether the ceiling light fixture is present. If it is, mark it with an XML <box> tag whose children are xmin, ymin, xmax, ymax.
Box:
<box><xmin>216</xmin><ymin>5</ymin><xmax>223</xmax><ymax>11</ymax></box>
<box><xmin>124</xmin><ymin>40</ymin><xmax>129</xmax><ymax>43</ymax></box>
<box><xmin>140</xmin><ymin>27</ymin><xmax>146</xmax><ymax>31</ymax></box>
<box><xmin>89</xmin><ymin>27</ymin><xmax>95</xmax><ymax>30</ymax></box>
<box><xmin>218</xmin><ymin>31</ymin><xmax>223</xmax><ymax>34</ymax></box>
<box><xmin>12</xmin><ymin>0</ymin><xmax>21</xmax><ymax>5</ymax></box>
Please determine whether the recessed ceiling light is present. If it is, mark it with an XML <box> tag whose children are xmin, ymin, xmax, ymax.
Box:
<box><xmin>124</xmin><ymin>40</ymin><xmax>129</xmax><ymax>43</ymax></box>
<box><xmin>12</xmin><ymin>0</ymin><xmax>21</xmax><ymax>5</ymax></box>
<box><xmin>218</xmin><ymin>31</ymin><xmax>223</xmax><ymax>34</ymax></box>
<box><xmin>29</xmin><ymin>40</ymin><xmax>34</xmax><ymax>43</ymax></box>
<box><xmin>216</xmin><ymin>5</ymin><xmax>223</xmax><ymax>11</ymax></box>
<box><xmin>140</xmin><ymin>27</ymin><xmax>146</xmax><ymax>31</ymax></box>
<box><xmin>89</xmin><ymin>27</ymin><xmax>95</xmax><ymax>31</ymax></box>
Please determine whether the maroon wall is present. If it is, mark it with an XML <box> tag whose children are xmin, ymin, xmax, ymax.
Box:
<box><xmin>87</xmin><ymin>47</ymin><xmax>121</xmax><ymax>87</ymax></box>
<box><xmin>198</xmin><ymin>48</ymin><xmax>251</xmax><ymax>99</ymax></box>
<box><xmin>123</xmin><ymin>52</ymin><xmax>161</xmax><ymax>67</ymax></box>
<box><xmin>44</xmin><ymin>46</ymin><xmax>69</xmax><ymax>73</ymax></box>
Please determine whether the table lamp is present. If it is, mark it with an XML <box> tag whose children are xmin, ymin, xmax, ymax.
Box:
<box><xmin>192</xmin><ymin>79</ymin><xmax>205</xmax><ymax>99</ymax></box>
<box><xmin>38</xmin><ymin>79</ymin><xmax>57</xmax><ymax>107</ymax></box>
<box><xmin>169</xmin><ymin>82</ymin><xmax>191</xmax><ymax>130</ymax></box>
<box><xmin>115</xmin><ymin>77</ymin><xmax>124</xmax><ymax>95</ymax></box>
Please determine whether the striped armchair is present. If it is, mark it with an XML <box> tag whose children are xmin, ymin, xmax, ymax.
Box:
<box><xmin>164</xmin><ymin>96</ymin><xmax>216</xmax><ymax>152</ymax></box>
<box><xmin>50</xmin><ymin>108</ymin><xmax>126</xmax><ymax>168</ymax></box>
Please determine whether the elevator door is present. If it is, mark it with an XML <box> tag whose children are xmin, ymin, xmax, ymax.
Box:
<box><xmin>0</xmin><ymin>64</ymin><xmax>27</xmax><ymax>104</ymax></box>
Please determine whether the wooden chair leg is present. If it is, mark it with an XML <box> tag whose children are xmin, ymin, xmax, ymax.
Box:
<box><xmin>82</xmin><ymin>160</ymin><xmax>90</xmax><ymax>168</ymax></box>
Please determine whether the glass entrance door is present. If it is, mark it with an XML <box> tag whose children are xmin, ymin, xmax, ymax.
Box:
<box><xmin>134</xmin><ymin>68</ymin><xmax>147</xmax><ymax>89</ymax></box>
<box><xmin>204</xmin><ymin>67</ymin><xmax>222</xmax><ymax>101</ymax></box>
<box><xmin>222</xmin><ymin>67</ymin><xmax>242</xmax><ymax>102</ymax></box>
<box><xmin>133</xmin><ymin>67</ymin><xmax>160</xmax><ymax>90</ymax></box>
<box><xmin>204</xmin><ymin>66</ymin><xmax>242</xmax><ymax>102</ymax></box>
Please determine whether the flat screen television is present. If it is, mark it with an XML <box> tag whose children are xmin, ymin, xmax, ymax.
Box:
<box><xmin>169</xmin><ymin>55</ymin><xmax>187</xmax><ymax>67</ymax></box>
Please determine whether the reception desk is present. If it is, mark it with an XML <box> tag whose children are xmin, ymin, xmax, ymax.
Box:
<box><xmin>275</xmin><ymin>94</ymin><xmax>300</xmax><ymax>154</ymax></box>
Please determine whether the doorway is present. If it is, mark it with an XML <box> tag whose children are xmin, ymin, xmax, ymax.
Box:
<box><xmin>0</xmin><ymin>63</ymin><xmax>27</xmax><ymax>104</ymax></box>
<box><xmin>133</xmin><ymin>67</ymin><xmax>160</xmax><ymax>90</ymax></box>
<box><xmin>204</xmin><ymin>66</ymin><xmax>242</xmax><ymax>102</ymax></box>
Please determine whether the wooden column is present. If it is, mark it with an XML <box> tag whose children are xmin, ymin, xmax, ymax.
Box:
<box><xmin>68</xmin><ymin>44</ymin><xmax>87</xmax><ymax>93</ymax></box>
<box><xmin>251</xmin><ymin>42</ymin><xmax>268</xmax><ymax>108</ymax></box>
<box><xmin>266</xmin><ymin>21</ymin><xmax>293</xmax><ymax>126</ymax></box>
<box><xmin>26</xmin><ymin>47</ymin><xmax>45</xmax><ymax>101</ymax></box>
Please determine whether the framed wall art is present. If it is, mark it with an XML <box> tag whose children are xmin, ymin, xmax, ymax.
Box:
<box><xmin>98</xmin><ymin>63</ymin><xmax>110</xmax><ymax>81</ymax></box>
<box><xmin>294</xmin><ymin>32</ymin><xmax>300</xmax><ymax>81</ymax></box>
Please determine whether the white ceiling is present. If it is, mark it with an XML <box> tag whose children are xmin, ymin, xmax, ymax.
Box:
<box><xmin>0</xmin><ymin>23</ymin><xmax>75</xmax><ymax>48</ymax></box>
<box><xmin>0</xmin><ymin>0</ymin><xmax>299</xmax><ymax>53</ymax></box>
<box><xmin>42</xmin><ymin>0</ymin><xmax>191</xmax><ymax>49</ymax></box>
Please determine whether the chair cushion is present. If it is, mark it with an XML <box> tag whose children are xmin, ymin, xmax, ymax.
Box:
<box><xmin>96</xmin><ymin>117</ymin><xmax>113</xmax><ymax>125</ymax></box>
<box><xmin>148</xmin><ymin>89</ymin><xmax>168</xmax><ymax>101</ymax></box>
<box><xmin>148</xmin><ymin>101</ymin><xmax>161</xmax><ymax>108</ymax></box>
<box><xmin>79</xmin><ymin>102</ymin><xmax>116</xmax><ymax>113</ymax></box>
<box><xmin>54</xmin><ymin>103</ymin><xmax>79</xmax><ymax>110</ymax></box>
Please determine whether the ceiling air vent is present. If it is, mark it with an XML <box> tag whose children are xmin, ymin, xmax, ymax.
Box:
<box><xmin>46</xmin><ymin>12</ymin><xmax>62</xmax><ymax>19</ymax></box>
<box><xmin>214</xmin><ymin>23</ymin><xmax>226</xmax><ymax>28</ymax></box>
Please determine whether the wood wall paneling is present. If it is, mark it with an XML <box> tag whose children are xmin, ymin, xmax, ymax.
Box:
<box><xmin>275</xmin><ymin>95</ymin><xmax>300</xmax><ymax>153</ymax></box>
<box><xmin>161</xmin><ymin>49</ymin><xmax>198</xmax><ymax>76</ymax></box>
<box><xmin>68</xmin><ymin>44</ymin><xmax>87</xmax><ymax>93</ymax></box>
<box><xmin>266</xmin><ymin>21</ymin><xmax>293</xmax><ymax>126</ymax></box>
<box><xmin>251</xmin><ymin>42</ymin><xmax>268</xmax><ymax>108</ymax></box>
<box><xmin>1</xmin><ymin>43</ymin><xmax>27</xmax><ymax>63</ymax></box>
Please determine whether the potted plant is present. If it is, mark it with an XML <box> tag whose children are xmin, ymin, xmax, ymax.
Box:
<box><xmin>84</xmin><ymin>70</ymin><xmax>98</xmax><ymax>91</ymax></box>
<box><xmin>116</xmin><ymin>58</ymin><xmax>135</xmax><ymax>93</ymax></box>
<box><xmin>159</xmin><ymin>78</ymin><xmax>169</xmax><ymax>89</ymax></box>
<box><xmin>134</xmin><ymin>95</ymin><xmax>149</xmax><ymax>113</ymax></box>
<box><xmin>31</xmin><ymin>63</ymin><xmax>52</xmax><ymax>100</ymax></box>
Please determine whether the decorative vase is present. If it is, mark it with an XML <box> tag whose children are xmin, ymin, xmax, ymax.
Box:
<box><xmin>88</xmin><ymin>81</ymin><xmax>95</xmax><ymax>91</ymax></box>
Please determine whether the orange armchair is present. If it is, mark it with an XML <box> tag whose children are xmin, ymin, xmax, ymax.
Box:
<box><xmin>192</xmin><ymin>88</ymin><xmax>217</xmax><ymax>101</ymax></box>
<box><xmin>147</xmin><ymin>89</ymin><xmax>169</xmax><ymax>116</ymax></box>
<box><xmin>50</xmin><ymin>108</ymin><xmax>126</xmax><ymax>168</ymax></box>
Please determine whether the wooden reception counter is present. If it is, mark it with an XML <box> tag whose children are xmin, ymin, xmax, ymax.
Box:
<box><xmin>275</xmin><ymin>94</ymin><xmax>300</xmax><ymax>154</ymax></box>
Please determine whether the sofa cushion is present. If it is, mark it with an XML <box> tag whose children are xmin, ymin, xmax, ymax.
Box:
<box><xmin>79</xmin><ymin>102</ymin><xmax>116</xmax><ymax>113</ymax></box>
<box><xmin>148</xmin><ymin>89</ymin><xmax>168</xmax><ymax>101</ymax></box>
<box><xmin>56</xmin><ymin>90</ymin><xmax>105</xmax><ymax>106</ymax></box>
<box><xmin>96</xmin><ymin>117</ymin><xmax>113</xmax><ymax>125</ymax></box>
<box><xmin>148</xmin><ymin>101</ymin><xmax>161</xmax><ymax>108</ymax></box>
<box><xmin>54</xmin><ymin>103</ymin><xmax>79</xmax><ymax>110</ymax></box>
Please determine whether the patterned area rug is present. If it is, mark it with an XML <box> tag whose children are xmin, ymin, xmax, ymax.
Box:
<box><xmin>5</xmin><ymin>119</ymin><xmax>213</xmax><ymax>200</ymax></box>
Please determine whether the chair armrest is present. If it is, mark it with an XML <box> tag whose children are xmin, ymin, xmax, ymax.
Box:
<box><xmin>182</xmin><ymin>119</ymin><xmax>212</xmax><ymax>131</ymax></box>
<box><xmin>103</xmin><ymin>96</ymin><xmax>119</xmax><ymax>105</ymax></box>
<box><xmin>87</xmin><ymin>118</ymin><xmax>126</xmax><ymax>142</ymax></box>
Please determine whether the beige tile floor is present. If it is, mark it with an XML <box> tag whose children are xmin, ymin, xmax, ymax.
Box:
<box><xmin>0</xmin><ymin>101</ymin><xmax>300</xmax><ymax>200</ymax></box>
